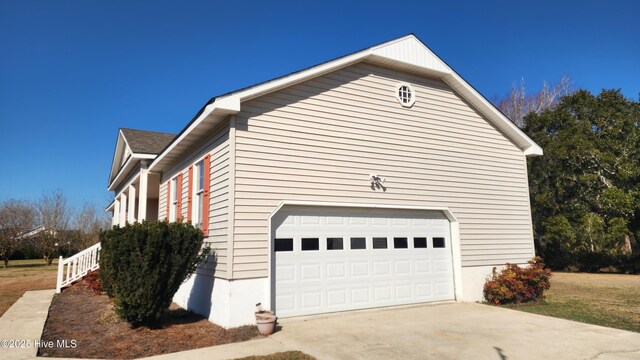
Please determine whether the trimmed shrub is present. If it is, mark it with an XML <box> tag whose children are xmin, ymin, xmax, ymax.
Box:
<box><xmin>99</xmin><ymin>220</ymin><xmax>208</xmax><ymax>328</ymax></box>
<box><xmin>483</xmin><ymin>257</ymin><xmax>552</xmax><ymax>305</ymax></box>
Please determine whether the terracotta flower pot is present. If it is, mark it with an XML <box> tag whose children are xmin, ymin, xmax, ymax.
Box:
<box><xmin>255</xmin><ymin>312</ymin><xmax>277</xmax><ymax>336</ymax></box>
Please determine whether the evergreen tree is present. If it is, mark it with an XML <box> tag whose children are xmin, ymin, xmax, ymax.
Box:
<box><xmin>524</xmin><ymin>89</ymin><xmax>640</xmax><ymax>268</ymax></box>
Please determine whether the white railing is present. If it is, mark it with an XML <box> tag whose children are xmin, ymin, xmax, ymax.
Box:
<box><xmin>56</xmin><ymin>242</ymin><xmax>101</xmax><ymax>293</ymax></box>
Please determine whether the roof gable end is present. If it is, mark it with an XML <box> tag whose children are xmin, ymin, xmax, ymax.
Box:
<box><xmin>148</xmin><ymin>34</ymin><xmax>542</xmax><ymax>173</ymax></box>
<box><xmin>369</xmin><ymin>35</ymin><xmax>450</xmax><ymax>74</ymax></box>
<box><xmin>222</xmin><ymin>35</ymin><xmax>541</xmax><ymax>156</ymax></box>
<box><xmin>120</xmin><ymin>128</ymin><xmax>176</xmax><ymax>154</ymax></box>
<box><xmin>108</xmin><ymin>131</ymin><xmax>129</xmax><ymax>186</ymax></box>
<box><xmin>108</xmin><ymin>128</ymin><xmax>176</xmax><ymax>190</ymax></box>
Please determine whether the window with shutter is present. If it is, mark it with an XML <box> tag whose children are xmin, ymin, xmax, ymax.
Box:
<box><xmin>165</xmin><ymin>181</ymin><xmax>171</xmax><ymax>221</ymax></box>
<box><xmin>187</xmin><ymin>165</ymin><xmax>193</xmax><ymax>222</ymax></box>
<box><xmin>169</xmin><ymin>177</ymin><xmax>178</xmax><ymax>222</ymax></box>
<box><xmin>194</xmin><ymin>160</ymin><xmax>204</xmax><ymax>228</ymax></box>
<box><xmin>202</xmin><ymin>154</ymin><xmax>211</xmax><ymax>236</ymax></box>
<box><xmin>176</xmin><ymin>173</ymin><xmax>183</xmax><ymax>220</ymax></box>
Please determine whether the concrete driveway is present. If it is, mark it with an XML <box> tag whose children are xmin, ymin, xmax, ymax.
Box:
<box><xmin>270</xmin><ymin>302</ymin><xmax>640</xmax><ymax>360</ymax></box>
<box><xmin>5</xmin><ymin>291</ymin><xmax>639</xmax><ymax>360</ymax></box>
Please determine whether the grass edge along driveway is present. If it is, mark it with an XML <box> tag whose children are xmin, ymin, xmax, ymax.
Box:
<box><xmin>503</xmin><ymin>272</ymin><xmax>640</xmax><ymax>333</ymax></box>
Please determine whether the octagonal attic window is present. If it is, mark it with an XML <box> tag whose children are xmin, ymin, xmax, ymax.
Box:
<box><xmin>396</xmin><ymin>83</ymin><xmax>415</xmax><ymax>107</ymax></box>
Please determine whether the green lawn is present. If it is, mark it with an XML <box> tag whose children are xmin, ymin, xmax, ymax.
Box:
<box><xmin>504</xmin><ymin>272</ymin><xmax>640</xmax><ymax>332</ymax></box>
<box><xmin>0</xmin><ymin>258</ymin><xmax>58</xmax><ymax>316</ymax></box>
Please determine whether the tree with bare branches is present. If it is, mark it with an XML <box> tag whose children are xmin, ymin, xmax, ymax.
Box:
<box><xmin>0</xmin><ymin>200</ymin><xmax>36</xmax><ymax>267</ymax></box>
<box><xmin>35</xmin><ymin>191</ymin><xmax>70</xmax><ymax>265</ymax></box>
<box><xmin>74</xmin><ymin>202</ymin><xmax>111</xmax><ymax>250</ymax></box>
<box><xmin>495</xmin><ymin>76</ymin><xmax>573</xmax><ymax>128</ymax></box>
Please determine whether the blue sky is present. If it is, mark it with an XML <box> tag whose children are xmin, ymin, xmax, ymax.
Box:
<box><xmin>0</xmin><ymin>0</ymin><xmax>638</xmax><ymax>209</ymax></box>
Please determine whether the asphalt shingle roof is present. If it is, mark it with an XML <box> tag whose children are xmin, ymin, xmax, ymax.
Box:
<box><xmin>120</xmin><ymin>128</ymin><xmax>176</xmax><ymax>155</ymax></box>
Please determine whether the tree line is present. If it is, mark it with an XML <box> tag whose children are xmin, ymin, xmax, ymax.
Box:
<box><xmin>495</xmin><ymin>80</ymin><xmax>640</xmax><ymax>272</ymax></box>
<box><xmin>0</xmin><ymin>191</ymin><xmax>110</xmax><ymax>267</ymax></box>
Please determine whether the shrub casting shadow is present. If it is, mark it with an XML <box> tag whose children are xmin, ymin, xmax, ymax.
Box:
<box><xmin>163</xmin><ymin>307</ymin><xmax>209</xmax><ymax>327</ymax></box>
<box><xmin>186</xmin><ymin>252</ymin><xmax>217</xmax><ymax>320</ymax></box>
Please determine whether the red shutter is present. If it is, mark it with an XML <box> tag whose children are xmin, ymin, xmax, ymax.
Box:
<box><xmin>165</xmin><ymin>181</ymin><xmax>171</xmax><ymax>221</ymax></box>
<box><xmin>187</xmin><ymin>165</ymin><xmax>193</xmax><ymax>222</ymax></box>
<box><xmin>201</xmin><ymin>155</ymin><xmax>211</xmax><ymax>236</ymax></box>
<box><xmin>176</xmin><ymin>174</ymin><xmax>183</xmax><ymax>221</ymax></box>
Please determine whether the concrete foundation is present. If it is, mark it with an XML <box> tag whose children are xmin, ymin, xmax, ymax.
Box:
<box><xmin>173</xmin><ymin>274</ymin><xmax>268</xmax><ymax>328</ymax></box>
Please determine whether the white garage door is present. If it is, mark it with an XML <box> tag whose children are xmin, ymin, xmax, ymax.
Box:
<box><xmin>272</xmin><ymin>206</ymin><xmax>455</xmax><ymax>318</ymax></box>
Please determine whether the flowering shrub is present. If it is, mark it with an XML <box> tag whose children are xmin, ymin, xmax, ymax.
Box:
<box><xmin>483</xmin><ymin>257</ymin><xmax>552</xmax><ymax>305</ymax></box>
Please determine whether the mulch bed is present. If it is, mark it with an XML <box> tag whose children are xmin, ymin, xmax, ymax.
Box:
<box><xmin>38</xmin><ymin>281</ymin><xmax>259</xmax><ymax>359</ymax></box>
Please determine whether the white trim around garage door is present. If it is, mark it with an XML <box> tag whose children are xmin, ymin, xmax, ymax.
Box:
<box><xmin>265</xmin><ymin>200</ymin><xmax>463</xmax><ymax>312</ymax></box>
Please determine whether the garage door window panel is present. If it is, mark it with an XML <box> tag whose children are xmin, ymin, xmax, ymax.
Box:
<box><xmin>433</xmin><ymin>237</ymin><xmax>446</xmax><ymax>248</ymax></box>
<box><xmin>393</xmin><ymin>237</ymin><xmax>408</xmax><ymax>249</ymax></box>
<box><xmin>302</xmin><ymin>238</ymin><xmax>320</xmax><ymax>251</ymax></box>
<box><xmin>350</xmin><ymin>237</ymin><xmax>366</xmax><ymax>250</ymax></box>
<box><xmin>373</xmin><ymin>237</ymin><xmax>388</xmax><ymax>249</ymax></box>
<box><xmin>275</xmin><ymin>238</ymin><xmax>293</xmax><ymax>252</ymax></box>
<box><xmin>327</xmin><ymin>237</ymin><xmax>344</xmax><ymax>250</ymax></box>
<box><xmin>414</xmin><ymin>237</ymin><xmax>428</xmax><ymax>248</ymax></box>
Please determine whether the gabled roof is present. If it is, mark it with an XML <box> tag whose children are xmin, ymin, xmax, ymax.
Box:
<box><xmin>120</xmin><ymin>128</ymin><xmax>176</xmax><ymax>155</ymax></box>
<box><xmin>108</xmin><ymin>128</ymin><xmax>176</xmax><ymax>191</ymax></box>
<box><xmin>148</xmin><ymin>34</ymin><xmax>542</xmax><ymax>173</ymax></box>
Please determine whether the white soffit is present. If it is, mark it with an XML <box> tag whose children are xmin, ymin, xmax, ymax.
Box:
<box><xmin>148</xmin><ymin>97</ymin><xmax>240</xmax><ymax>172</ymax></box>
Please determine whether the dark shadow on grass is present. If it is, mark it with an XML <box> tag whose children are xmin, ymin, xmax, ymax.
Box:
<box><xmin>162</xmin><ymin>307</ymin><xmax>209</xmax><ymax>327</ymax></box>
<box><xmin>2</xmin><ymin>262</ymin><xmax>51</xmax><ymax>269</ymax></box>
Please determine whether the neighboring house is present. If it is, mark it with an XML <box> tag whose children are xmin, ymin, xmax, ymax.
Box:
<box><xmin>18</xmin><ymin>225</ymin><xmax>47</xmax><ymax>239</ymax></box>
<box><xmin>107</xmin><ymin>34</ymin><xmax>542</xmax><ymax>329</ymax></box>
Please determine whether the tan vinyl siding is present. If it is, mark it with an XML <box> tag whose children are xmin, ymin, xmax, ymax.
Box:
<box><xmin>158</xmin><ymin>181</ymin><xmax>168</xmax><ymax>221</ymax></box>
<box><xmin>232</xmin><ymin>62</ymin><xmax>534</xmax><ymax>279</ymax></box>
<box><xmin>205</xmin><ymin>134</ymin><xmax>231</xmax><ymax>279</ymax></box>
<box><xmin>158</xmin><ymin>124</ymin><xmax>231</xmax><ymax>279</ymax></box>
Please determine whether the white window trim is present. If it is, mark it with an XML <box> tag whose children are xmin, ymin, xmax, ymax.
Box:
<box><xmin>395</xmin><ymin>82</ymin><xmax>416</xmax><ymax>107</ymax></box>
<box><xmin>169</xmin><ymin>177</ymin><xmax>178</xmax><ymax>222</ymax></box>
<box><xmin>192</xmin><ymin>159</ymin><xmax>205</xmax><ymax>228</ymax></box>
